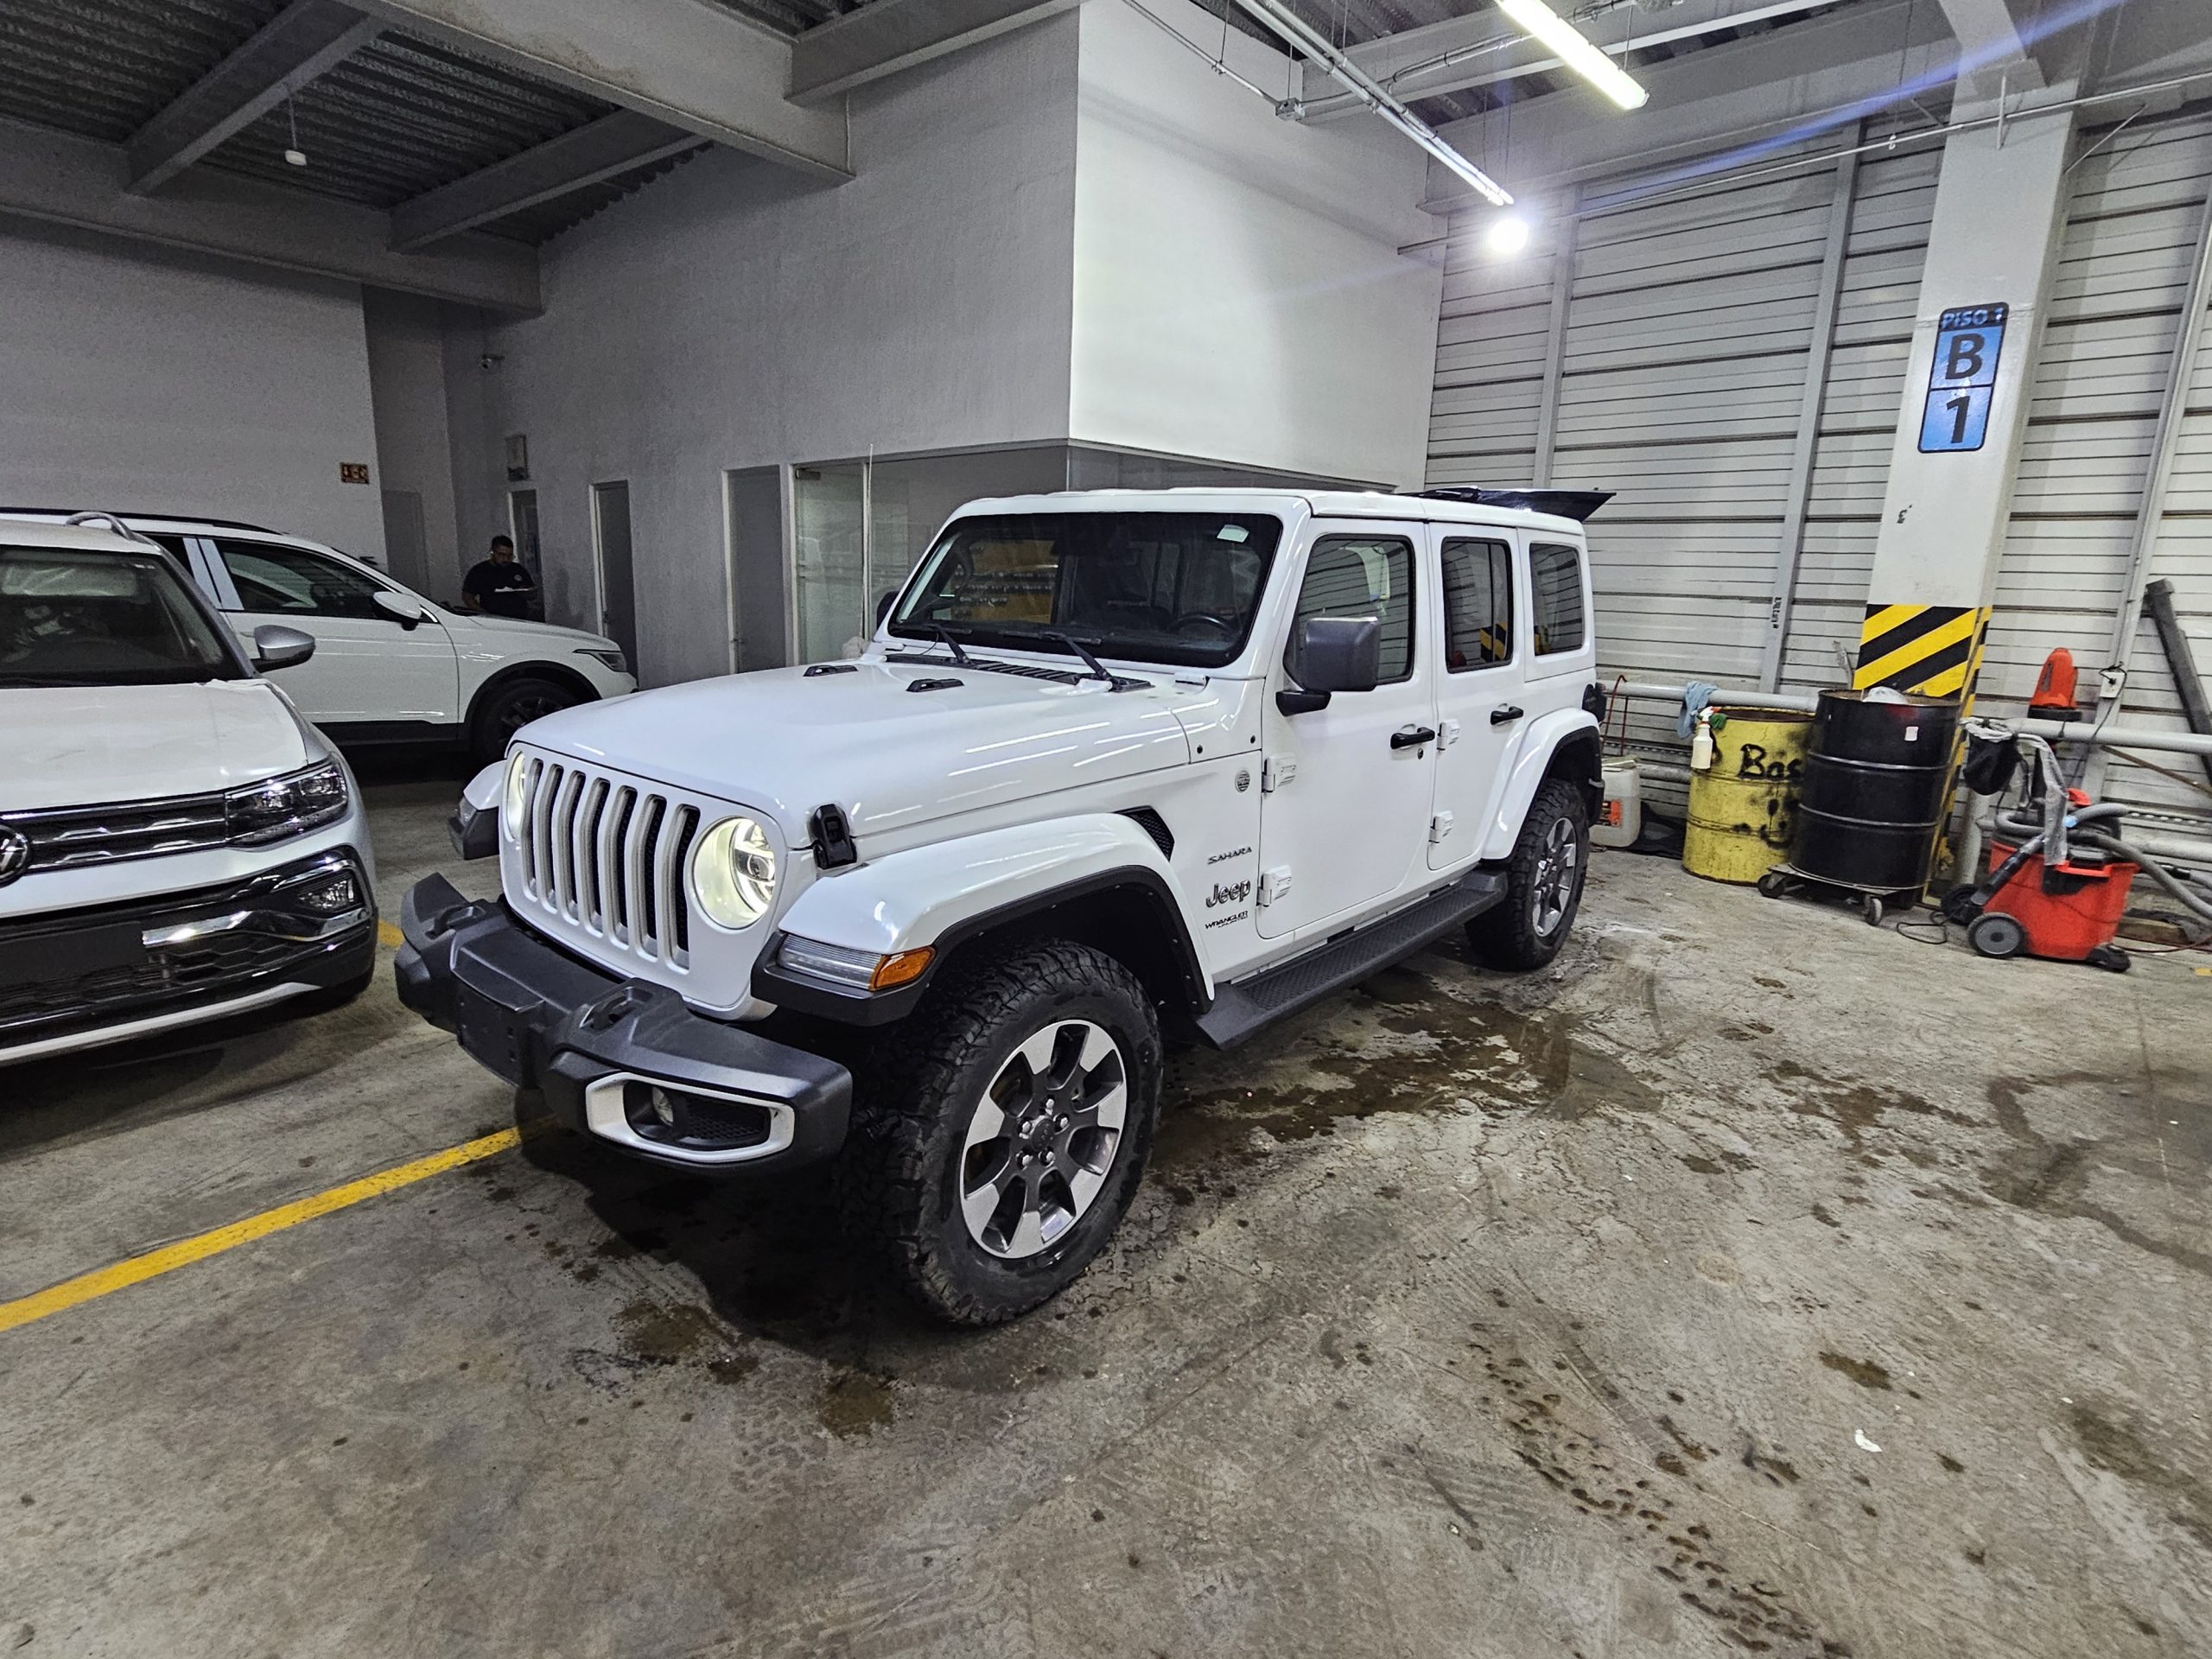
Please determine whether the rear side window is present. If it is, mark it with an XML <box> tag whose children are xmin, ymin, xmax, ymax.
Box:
<box><xmin>1530</xmin><ymin>542</ymin><xmax>1586</xmax><ymax>656</ymax></box>
<box><xmin>218</xmin><ymin>539</ymin><xmax>386</xmax><ymax>621</ymax></box>
<box><xmin>1292</xmin><ymin>535</ymin><xmax>1414</xmax><ymax>683</ymax></box>
<box><xmin>1440</xmin><ymin>537</ymin><xmax>1512</xmax><ymax>671</ymax></box>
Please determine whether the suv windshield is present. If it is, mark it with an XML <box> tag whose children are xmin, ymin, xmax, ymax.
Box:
<box><xmin>888</xmin><ymin>512</ymin><xmax>1282</xmax><ymax>669</ymax></box>
<box><xmin>0</xmin><ymin>543</ymin><xmax>245</xmax><ymax>688</ymax></box>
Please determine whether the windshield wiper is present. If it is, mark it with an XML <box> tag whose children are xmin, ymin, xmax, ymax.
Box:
<box><xmin>1045</xmin><ymin>632</ymin><xmax>1112</xmax><ymax>686</ymax></box>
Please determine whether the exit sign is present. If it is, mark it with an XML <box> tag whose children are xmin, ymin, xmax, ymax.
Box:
<box><xmin>1917</xmin><ymin>302</ymin><xmax>2008</xmax><ymax>454</ymax></box>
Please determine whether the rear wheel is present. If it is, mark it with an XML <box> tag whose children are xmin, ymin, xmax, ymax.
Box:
<box><xmin>1468</xmin><ymin>777</ymin><xmax>1589</xmax><ymax>971</ymax></box>
<box><xmin>468</xmin><ymin>675</ymin><xmax>581</xmax><ymax>765</ymax></box>
<box><xmin>837</xmin><ymin>939</ymin><xmax>1162</xmax><ymax>1325</ymax></box>
<box><xmin>1967</xmin><ymin>912</ymin><xmax>2026</xmax><ymax>959</ymax></box>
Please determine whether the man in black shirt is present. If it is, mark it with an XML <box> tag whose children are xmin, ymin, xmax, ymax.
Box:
<box><xmin>462</xmin><ymin>535</ymin><xmax>536</xmax><ymax>620</ymax></box>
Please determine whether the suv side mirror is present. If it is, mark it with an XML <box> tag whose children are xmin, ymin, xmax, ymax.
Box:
<box><xmin>875</xmin><ymin>590</ymin><xmax>897</xmax><ymax>626</ymax></box>
<box><xmin>252</xmin><ymin>624</ymin><xmax>316</xmax><ymax>671</ymax></box>
<box><xmin>372</xmin><ymin>588</ymin><xmax>428</xmax><ymax>628</ymax></box>
<box><xmin>1279</xmin><ymin>615</ymin><xmax>1380</xmax><ymax>715</ymax></box>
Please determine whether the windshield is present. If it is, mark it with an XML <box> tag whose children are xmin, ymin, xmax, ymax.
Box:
<box><xmin>887</xmin><ymin>512</ymin><xmax>1282</xmax><ymax>669</ymax></box>
<box><xmin>0</xmin><ymin>544</ymin><xmax>245</xmax><ymax>688</ymax></box>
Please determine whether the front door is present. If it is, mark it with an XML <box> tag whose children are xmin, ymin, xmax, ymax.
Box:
<box><xmin>1427</xmin><ymin>530</ymin><xmax>1528</xmax><ymax>869</ymax></box>
<box><xmin>212</xmin><ymin>537</ymin><xmax>459</xmax><ymax>729</ymax></box>
<box><xmin>1255</xmin><ymin>524</ymin><xmax>1436</xmax><ymax>940</ymax></box>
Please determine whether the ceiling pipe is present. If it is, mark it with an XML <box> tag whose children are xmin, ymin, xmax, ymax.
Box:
<box><xmin>1222</xmin><ymin>0</ymin><xmax>1516</xmax><ymax>206</ymax></box>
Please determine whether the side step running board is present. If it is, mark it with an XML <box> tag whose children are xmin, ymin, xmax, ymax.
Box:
<box><xmin>1192</xmin><ymin>868</ymin><xmax>1510</xmax><ymax>1050</ymax></box>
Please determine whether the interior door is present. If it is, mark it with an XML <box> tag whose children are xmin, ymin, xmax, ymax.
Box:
<box><xmin>592</xmin><ymin>481</ymin><xmax>639</xmax><ymax>668</ymax></box>
<box><xmin>1428</xmin><ymin>531</ymin><xmax>1528</xmax><ymax>869</ymax></box>
<box><xmin>213</xmin><ymin>537</ymin><xmax>459</xmax><ymax>728</ymax></box>
<box><xmin>1255</xmin><ymin>525</ymin><xmax>1437</xmax><ymax>940</ymax></box>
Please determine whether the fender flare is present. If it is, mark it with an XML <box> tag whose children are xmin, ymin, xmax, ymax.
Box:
<box><xmin>1479</xmin><ymin>709</ymin><xmax>1603</xmax><ymax>861</ymax></box>
<box><xmin>755</xmin><ymin>814</ymin><xmax>1214</xmax><ymax>1024</ymax></box>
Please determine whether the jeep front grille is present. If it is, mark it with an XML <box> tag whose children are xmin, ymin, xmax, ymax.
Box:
<box><xmin>513</xmin><ymin>756</ymin><xmax>699</xmax><ymax>969</ymax></box>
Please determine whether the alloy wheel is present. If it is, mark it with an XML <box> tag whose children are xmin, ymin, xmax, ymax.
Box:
<box><xmin>1530</xmin><ymin>814</ymin><xmax>1580</xmax><ymax>938</ymax></box>
<box><xmin>959</xmin><ymin>1020</ymin><xmax>1128</xmax><ymax>1260</ymax></box>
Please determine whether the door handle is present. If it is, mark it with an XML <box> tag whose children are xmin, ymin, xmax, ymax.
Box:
<box><xmin>1390</xmin><ymin>725</ymin><xmax>1439</xmax><ymax>750</ymax></box>
<box><xmin>1490</xmin><ymin>705</ymin><xmax>1525</xmax><ymax>726</ymax></box>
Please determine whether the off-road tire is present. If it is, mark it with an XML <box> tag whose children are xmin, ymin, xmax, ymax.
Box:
<box><xmin>468</xmin><ymin>675</ymin><xmax>581</xmax><ymax>766</ymax></box>
<box><xmin>1467</xmin><ymin>776</ymin><xmax>1589</xmax><ymax>971</ymax></box>
<box><xmin>836</xmin><ymin>938</ymin><xmax>1163</xmax><ymax>1325</ymax></box>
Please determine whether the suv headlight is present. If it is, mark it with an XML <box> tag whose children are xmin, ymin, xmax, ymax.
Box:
<box><xmin>226</xmin><ymin>760</ymin><xmax>350</xmax><ymax>845</ymax></box>
<box><xmin>577</xmin><ymin>646</ymin><xmax>628</xmax><ymax>676</ymax></box>
<box><xmin>502</xmin><ymin>751</ymin><xmax>532</xmax><ymax>841</ymax></box>
<box><xmin>691</xmin><ymin>816</ymin><xmax>777</xmax><ymax>929</ymax></box>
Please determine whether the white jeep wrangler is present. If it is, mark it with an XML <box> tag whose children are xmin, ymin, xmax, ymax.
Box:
<box><xmin>397</xmin><ymin>488</ymin><xmax>1606</xmax><ymax>1324</ymax></box>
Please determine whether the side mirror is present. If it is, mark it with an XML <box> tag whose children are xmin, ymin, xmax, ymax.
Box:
<box><xmin>372</xmin><ymin>588</ymin><xmax>427</xmax><ymax>628</ymax></box>
<box><xmin>252</xmin><ymin>624</ymin><xmax>316</xmax><ymax>672</ymax></box>
<box><xmin>875</xmin><ymin>590</ymin><xmax>897</xmax><ymax>626</ymax></box>
<box><xmin>1279</xmin><ymin>615</ymin><xmax>1380</xmax><ymax>715</ymax></box>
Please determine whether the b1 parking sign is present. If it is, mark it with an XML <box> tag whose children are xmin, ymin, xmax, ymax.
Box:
<box><xmin>1918</xmin><ymin>302</ymin><xmax>2008</xmax><ymax>453</ymax></box>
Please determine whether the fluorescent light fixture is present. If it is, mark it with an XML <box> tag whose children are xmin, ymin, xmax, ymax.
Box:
<box><xmin>1497</xmin><ymin>0</ymin><xmax>1650</xmax><ymax>111</ymax></box>
<box><xmin>1486</xmin><ymin>214</ymin><xmax>1532</xmax><ymax>255</ymax></box>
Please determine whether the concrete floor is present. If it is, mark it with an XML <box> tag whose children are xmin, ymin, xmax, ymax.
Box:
<box><xmin>3</xmin><ymin>768</ymin><xmax>2209</xmax><ymax>1659</ymax></box>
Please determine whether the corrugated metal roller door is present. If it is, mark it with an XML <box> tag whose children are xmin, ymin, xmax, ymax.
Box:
<box><xmin>1992</xmin><ymin>107</ymin><xmax>2212</xmax><ymax>837</ymax></box>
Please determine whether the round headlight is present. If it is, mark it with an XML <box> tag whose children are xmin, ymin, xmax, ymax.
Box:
<box><xmin>692</xmin><ymin>816</ymin><xmax>777</xmax><ymax>929</ymax></box>
<box><xmin>501</xmin><ymin>751</ymin><xmax>531</xmax><ymax>841</ymax></box>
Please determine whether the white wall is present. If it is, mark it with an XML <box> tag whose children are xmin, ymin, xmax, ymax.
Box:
<box><xmin>0</xmin><ymin>219</ymin><xmax>385</xmax><ymax>560</ymax></box>
<box><xmin>363</xmin><ymin>287</ymin><xmax>463</xmax><ymax>602</ymax></box>
<box><xmin>1067</xmin><ymin>0</ymin><xmax>1440</xmax><ymax>490</ymax></box>
<box><xmin>452</xmin><ymin>16</ymin><xmax>1083</xmax><ymax>686</ymax></box>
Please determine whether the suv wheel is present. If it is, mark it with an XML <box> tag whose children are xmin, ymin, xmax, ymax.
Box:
<box><xmin>839</xmin><ymin>939</ymin><xmax>1162</xmax><ymax>1325</ymax></box>
<box><xmin>469</xmin><ymin>675</ymin><xmax>580</xmax><ymax>765</ymax></box>
<box><xmin>1468</xmin><ymin>776</ymin><xmax>1589</xmax><ymax>971</ymax></box>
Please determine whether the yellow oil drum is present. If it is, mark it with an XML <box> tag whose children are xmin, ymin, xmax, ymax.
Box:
<box><xmin>1683</xmin><ymin>707</ymin><xmax>1815</xmax><ymax>884</ymax></box>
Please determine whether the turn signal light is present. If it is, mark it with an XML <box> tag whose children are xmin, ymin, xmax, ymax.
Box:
<box><xmin>869</xmin><ymin>948</ymin><xmax>934</xmax><ymax>991</ymax></box>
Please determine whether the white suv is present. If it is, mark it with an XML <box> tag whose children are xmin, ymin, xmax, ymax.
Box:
<box><xmin>399</xmin><ymin>489</ymin><xmax>1606</xmax><ymax>1324</ymax></box>
<box><xmin>6</xmin><ymin>512</ymin><xmax>635</xmax><ymax>763</ymax></box>
<box><xmin>0</xmin><ymin>518</ymin><xmax>377</xmax><ymax>1065</ymax></box>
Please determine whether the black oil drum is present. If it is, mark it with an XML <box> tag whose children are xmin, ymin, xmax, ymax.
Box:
<box><xmin>1789</xmin><ymin>690</ymin><xmax>1961</xmax><ymax>895</ymax></box>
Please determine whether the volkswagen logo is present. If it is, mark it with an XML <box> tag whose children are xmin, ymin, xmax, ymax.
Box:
<box><xmin>0</xmin><ymin>826</ymin><xmax>28</xmax><ymax>887</ymax></box>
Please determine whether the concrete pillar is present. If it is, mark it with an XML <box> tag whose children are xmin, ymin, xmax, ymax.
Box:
<box><xmin>1855</xmin><ymin>92</ymin><xmax>2077</xmax><ymax>700</ymax></box>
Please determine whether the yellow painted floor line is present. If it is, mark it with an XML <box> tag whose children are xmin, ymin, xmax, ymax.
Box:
<box><xmin>378</xmin><ymin>919</ymin><xmax>404</xmax><ymax>948</ymax></box>
<box><xmin>0</xmin><ymin>1127</ymin><xmax>524</xmax><ymax>1336</ymax></box>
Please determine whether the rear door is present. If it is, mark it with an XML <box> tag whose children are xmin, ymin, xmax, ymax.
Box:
<box><xmin>213</xmin><ymin>537</ymin><xmax>459</xmax><ymax>729</ymax></box>
<box><xmin>1427</xmin><ymin>528</ymin><xmax>1528</xmax><ymax>869</ymax></box>
<box><xmin>1255</xmin><ymin>522</ymin><xmax>1436</xmax><ymax>940</ymax></box>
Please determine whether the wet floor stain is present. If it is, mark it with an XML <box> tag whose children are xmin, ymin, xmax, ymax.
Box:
<box><xmin>2070</xmin><ymin>1404</ymin><xmax>2212</xmax><ymax>1551</ymax></box>
<box><xmin>1818</xmin><ymin>1352</ymin><xmax>1893</xmax><ymax>1391</ymax></box>
<box><xmin>1769</xmin><ymin>1060</ymin><xmax>1978</xmax><ymax>1154</ymax></box>
<box><xmin>817</xmin><ymin>1369</ymin><xmax>897</xmax><ymax>1439</ymax></box>
<box><xmin>1154</xmin><ymin>967</ymin><xmax>1660</xmax><ymax>1173</ymax></box>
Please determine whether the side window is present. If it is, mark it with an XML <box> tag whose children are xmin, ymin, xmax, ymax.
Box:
<box><xmin>1290</xmin><ymin>535</ymin><xmax>1414</xmax><ymax>683</ymax></box>
<box><xmin>1440</xmin><ymin>537</ymin><xmax>1513</xmax><ymax>671</ymax></box>
<box><xmin>1530</xmin><ymin>541</ymin><xmax>1586</xmax><ymax>657</ymax></box>
<box><xmin>216</xmin><ymin>540</ymin><xmax>385</xmax><ymax>621</ymax></box>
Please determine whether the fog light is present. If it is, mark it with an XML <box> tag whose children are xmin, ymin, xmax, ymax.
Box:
<box><xmin>652</xmin><ymin>1089</ymin><xmax>677</xmax><ymax>1128</ymax></box>
<box><xmin>292</xmin><ymin>870</ymin><xmax>360</xmax><ymax>915</ymax></box>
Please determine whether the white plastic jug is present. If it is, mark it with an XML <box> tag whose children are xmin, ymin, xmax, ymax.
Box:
<box><xmin>1593</xmin><ymin>756</ymin><xmax>1642</xmax><ymax>849</ymax></box>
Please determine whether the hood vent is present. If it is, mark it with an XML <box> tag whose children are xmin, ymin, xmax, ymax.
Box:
<box><xmin>804</xmin><ymin>663</ymin><xmax>858</xmax><ymax>677</ymax></box>
<box><xmin>907</xmin><ymin>677</ymin><xmax>963</xmax><ymax>693</ymax></box>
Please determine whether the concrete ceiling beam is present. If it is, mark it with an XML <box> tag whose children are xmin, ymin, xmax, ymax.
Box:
<box><xmin>124</xmin><ymin>0</ymin><xmax>381</xmax><ymax>194</ymax></box>
<box><xmin>390</xmin><ymin>110</ymin><xmax>697</xmax><ymax>249</ymax></box>
<box><xmin>787</xmin><ymin>0</ymin><xmax>1084</xmax><ymax>105</ymax></box>
<box><xmin>0</xmin><ymin>115</ymin><xmax>540</xmax><ymax>314</ymax></box>
<box><xmin>348</xmin><ymin>0</ymin><xmax>851</xmax><ymax>180</ymax></box>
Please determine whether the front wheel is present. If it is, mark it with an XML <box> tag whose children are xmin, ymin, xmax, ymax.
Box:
<box><xmin>837</xmin><ymin>939</ymin><xmax>1163</xmax><ymax>1325</ymax></box>
<box><xmin>1468</xmin><ymin>776</ymin><xmax>1590</xmax><ymax>971</ymax></box>
<box><xmin>468</xmin><ymin>675</ymin><xmax>582</xmax><ymax>766</ymax></box>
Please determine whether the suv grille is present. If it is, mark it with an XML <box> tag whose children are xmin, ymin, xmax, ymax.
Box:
<box><xmin>1</xmin><ymin>791</ymin><xmax>230</xmax><ymax>873</ymax></box>
<box><xmin>513</xmin><ymin>755</ymin><xmax>700</xmax><ymax>969</ymax></box>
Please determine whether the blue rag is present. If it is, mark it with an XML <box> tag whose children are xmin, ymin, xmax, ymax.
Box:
<box><xmin>1676</xmin><ymin>681</ymin><xmax>1718</xmax><ymax>741</ymax></box>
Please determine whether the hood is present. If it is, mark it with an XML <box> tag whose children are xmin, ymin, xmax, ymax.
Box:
<box><xmin>445</xmin><ymin>611</ymin><xmax>618</xmax><ymax>651</ymax></box>
<box><xmin>520</xmin><ymin>660</ymin><xmax>1197</xmax><ymax>841</ymax></box>
<box><xmin>0</xmin><ymin>680</ymin><xmax>313</xmax><ymax>810</ymax></box>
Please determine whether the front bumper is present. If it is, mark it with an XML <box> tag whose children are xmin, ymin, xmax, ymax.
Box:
<box><xmin>0</xmin><ymin>849</ymin><xmax>376</xmax><ymax>1064</ymax></box>
<box><xmin>394</xmin><ymin>874</ymin><xmax>851</xmax><ymax>1173</ymax></box>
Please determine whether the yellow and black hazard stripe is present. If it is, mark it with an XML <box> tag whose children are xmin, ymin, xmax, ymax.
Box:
<box><xmin>1853</xmin><ymin>602</ymin><xmax>1991</xmax><ymax>698</ymax></box>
